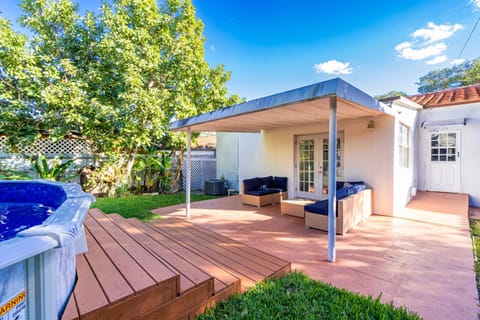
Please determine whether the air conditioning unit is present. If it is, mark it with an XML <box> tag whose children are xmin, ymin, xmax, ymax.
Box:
<box><xmin>204</xmin><ymin>179</ymin><xmax>225</xmax><ymax>196</ymax></box>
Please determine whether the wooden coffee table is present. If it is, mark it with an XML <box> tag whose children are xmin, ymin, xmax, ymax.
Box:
<box><xmin>281</xmin><ymin>199</ymin><xmax>315</xmax><ymax>218</ymax></box>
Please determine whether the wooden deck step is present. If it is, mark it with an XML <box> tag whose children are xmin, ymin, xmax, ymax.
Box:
<box><xmin>62</xmin><ymin>210</ymin><xmax>197</xmax><ymax>320</ymax></box>
<box><xmin>119</xmin><ymin>216</ymin><xmax>239</xmax><ymax>294</ymax></box>
<box><xmin>148</xmin><ymin>218</ymin><xmax>289</xmax><ymax>290</ymax></box>
<box><xmin>151</xmin><ymin>218</ymin><xmax>291</xmax><ymax>280</ymax></box>
<box><xmin>62</xmin><ymin>209</ymin><xmax>291</xmax><ymax>320</ymax></box>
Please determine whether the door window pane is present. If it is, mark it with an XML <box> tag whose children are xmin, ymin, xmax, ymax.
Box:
<box><xmin>431</xmin><ymin>132</ymin><xmax>456</xmax><ymax>162</ymax></box>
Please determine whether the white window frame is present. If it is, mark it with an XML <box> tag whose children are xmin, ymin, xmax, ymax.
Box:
<box><xmin>398</xmin><ymin>123</ymin><xmax>410</xmax><ymax>169</ymax></box>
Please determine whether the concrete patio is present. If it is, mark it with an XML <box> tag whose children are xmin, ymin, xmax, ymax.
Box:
<box><xmin>153</xmin><ymin>191</ymin><xmax>478</xmax><ymax>320</ymax></box>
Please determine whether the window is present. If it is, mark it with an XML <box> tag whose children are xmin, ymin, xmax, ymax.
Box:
<box><xmin>398</xmin><ymin>124</ymin><xmax>410</xmax><ymax>168</ymax></box>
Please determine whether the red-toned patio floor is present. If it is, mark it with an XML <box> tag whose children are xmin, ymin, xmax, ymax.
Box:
<box><xmin>153</xmin><ymin>191</ymin><xmax>478</xmax><ymax>320</ymax></box>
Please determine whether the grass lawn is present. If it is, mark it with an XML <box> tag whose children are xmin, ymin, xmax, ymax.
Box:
<box><xmin>197</xmin><ymin>272</ymin><xmax>421</xmax><ymax>320</ymax></box>
<box><xmin>90</xmin><ymin>193</ymin><xmax>216</xmax><ymax>221</ymax></box>
<box><xmin>470</xmin><ymin>218</ymin><xmax>480</xmax><ymax>298</ymax></box>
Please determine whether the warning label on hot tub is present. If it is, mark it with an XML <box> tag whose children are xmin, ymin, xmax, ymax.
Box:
<box><xmin>0</xmin><ymin>290</ymin><xmax>26</xmax><ymax>320</ymax></box>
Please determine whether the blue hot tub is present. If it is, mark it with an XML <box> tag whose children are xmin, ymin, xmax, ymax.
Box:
<box><xmin>0</xmin><ymin>180</ymin><xmax>94</xmax><ymax>319</ymax></box>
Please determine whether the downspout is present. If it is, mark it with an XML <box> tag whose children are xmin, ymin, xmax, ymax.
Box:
<box><xmin>186</xmin><ymin>127</ymin><xmax>191</xmax><ymax>218</ymax></box>
<box><xmin>328</xmin><ymin>96</ymin><xmax>337</xmax><ymax>262</ymax></box>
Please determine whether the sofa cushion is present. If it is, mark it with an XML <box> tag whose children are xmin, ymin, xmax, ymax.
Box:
<box><xmin>245</xmin><ymin>189</ymin><xmax>277</xmax><ymax>196</ymax></box>
<box><xmin>243</xmin><ymin>178</ymin><xmax>261</xmax><ymax>192</ymax></box>
<box><xmin>351</xmin><ymin>184</ymin><xmax>366</xmax><ymax>193</ymax></box>
<box><xmin>259</xmin><ymin>176</ymin><xmax>274</xmax><ymax>189</ymax></box>
<box><xmin>304</xmin><ymin>200</ymin><xmax>338</xmax><ymax>217</ymax></box>
<box><xmin>348</xmin><ymin>181</ymin><xmax>365</xmax><ymax>186</ymax></box>
<box><xmin>273</xmin><ymin>177</ymin><xmax>288</xmax><ymax>191</ymax></box>
<box><xmin>336</xmin><ymin>187</ymin><xmax>350</xmax><ymax>200</ymax></box>
<box><xmin>336</xmin><ymin>181</ymin><xmax>345</xmax><ymax>190</ymax></box>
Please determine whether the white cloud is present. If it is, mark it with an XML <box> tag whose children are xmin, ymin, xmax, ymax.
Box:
<box><xmin>411</xmin><ymin>22</ymin><xmax>463</xmax><ymax>44</ymax></box>
<box><xmin>314</xmin><ymin>60</ymin><xmax>352</xmax><ymax>75</ymax></box>
<box><xmin>395</xmin><ymin>42</ymin><xmax>411</xmax><ymax>51</ymax></box>
<box><xmin>397</xmin><ymin>43</ymin><xmax>447</xmax><ymax>60</ymax></box>
<box><xmin>395</xmin><ymin>21</ymin><xmax>463</xmax><ymax>65</ymax></box>
<box><xmin>471</xmin><ymin>0</ymin><xmax>480</xmax><ymax>9</ymax></box>
<box><xmin>451</xmin><ymin>58</ymin><xmax>465</xmax><ymax>65</ymax></box>
<box><xmin>210</xmin><ymin>45</ymin><xmax>215</xmax><ymax>51</ymax></box>
<box><xmin>426</xmin><ymin>55</ymin><xmax>448</xmax><ymax>65</ymax></box>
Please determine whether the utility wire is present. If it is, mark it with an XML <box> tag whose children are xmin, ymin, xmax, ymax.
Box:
<box><xmin>457</xmin><ymin>15</ymin><xmax>480</xmax><ymax>61</ymax></box>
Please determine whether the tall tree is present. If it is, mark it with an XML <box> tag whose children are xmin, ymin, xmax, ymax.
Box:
<box><xmin>415</xmin><ymin>60</ymin><xmax>474</xmax><ymax>93</ymax></box>
<box><xmin>0</xmin><ymin>0</ymin><xmax>240</xmax><ymax>192</ymax></box>
<box><xmin>464</xmin><ymin>59</ymin><xmax>480</xmax><ymax>85</ymax></box>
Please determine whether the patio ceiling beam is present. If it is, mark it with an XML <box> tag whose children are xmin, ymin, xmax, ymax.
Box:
<box><xmin>328</xmin><ymin>96</ymin><xmax>337</xmax><ymax>262</ymax></box>
<box><xmin>186</xmin><ymin>127</ymin><xmax>191</xmax><ymax>218</ymax></box>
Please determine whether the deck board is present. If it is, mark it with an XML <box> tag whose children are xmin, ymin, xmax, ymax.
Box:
<box><xmin>84</xmin><ymin>214</ymin><xmax>156</xmax><ymax>292</ymax></box>
<box><xmin>83</xmin><ymin>227</ymin><xmax>134</xmax><ymax>302</ymax></box>
<box><xmin>89</xmin><ymin>209</ymin><xmax>179</xmax><ymax>286</ymax></box>
<box><xmin>124</xmin><ymin>216</ymin><xmax>241</xmax><ymax>293</ymax></box>
<box><xmin>151</xmin><ymin>218</ymin><xmax>286</xmax><ymax>275</ymax></box>
<box><xmin>62</xmin><ymin>209</ymin><xmax>290</xmax><ymax>319</ymax></box>
<box><xmin>125</xmin><ymin>217</ymin><xmax>228</xmax><ymax>293</ymax></box>
<box><xmin>171</xmin><ymin>218</ymin><xmax>289</xmax><ymax>268</ymax></box>
<box><xmin>149</xmin><ymin>219</ymin><xmax>273</xmax><ymax>285</ymax></box>
<box><xmin>70</xmin><ymin>254</ymin><xmax>109</xmax><ymax>317</ymax></box>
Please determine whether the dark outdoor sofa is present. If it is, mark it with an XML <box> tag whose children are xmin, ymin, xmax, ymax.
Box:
<box><xmin>241</xmin><ymin>176</ymin><xmax>288</xmax><ymax>207</ymax></box>
<box><xmin>304</xmin><ymin>181</ymin><xmax>372</xmax><ymax>234</ymax></box>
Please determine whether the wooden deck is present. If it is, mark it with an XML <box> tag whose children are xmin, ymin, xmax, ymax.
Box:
<box><xmin>62</xmin><ymin>209</ymin><xmax>291</xmax><ymax>319</ymax></box>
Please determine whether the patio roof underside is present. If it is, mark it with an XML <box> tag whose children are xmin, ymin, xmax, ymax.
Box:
<box><xmin>169</xmin><ymin>78</ymin><xmax>390</xmax><ymax>133</ymax></box>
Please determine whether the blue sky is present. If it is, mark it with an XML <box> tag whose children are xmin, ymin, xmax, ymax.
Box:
<box><xmin>2</xmin><ymin>0</ymin><xmax>480</xmax><ymax>99</ymax></box>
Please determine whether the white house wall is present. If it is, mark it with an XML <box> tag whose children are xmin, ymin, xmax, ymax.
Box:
<box><xmin>237</xmin><ymin>115</ymin><xmax>396</xmax><ymax>215</ymax></box>
<box><xmin>237</xmin><ymin>133</ymin><xmax>264</xmax><ymax>187</ymax></box>
<box><xmin>417</xmin><ymin>103</ymin><xmax>480</xmax><ymax>206</ymax></box>
<box><xmin>392</xmin><ymin>103</ymin><xmax>419</xmax><ymax>215</ymax></box>
<box><xmin>216</xmin><ymin>133</ymin><xmax>240</xmax><ymax>189</ymax></box>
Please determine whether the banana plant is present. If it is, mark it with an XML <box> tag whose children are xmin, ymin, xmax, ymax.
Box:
<box><xmin>0</xmin><ymin>168</ymin><xmax>32</xmax><ymax>180</ymax></box>
<box><xmin>29</xmin><ymin>154</ymin><xmax>78</xmax><ymax>182</ymax></box>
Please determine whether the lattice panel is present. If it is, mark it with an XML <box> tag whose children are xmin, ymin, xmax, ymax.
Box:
<box><xmin>0</xmin><ymin>136</ymin><xmax>91</xmax><ymax>155</ymax></box>
<box><xmin>182</xmin><ymin>158</ymin><xmax>217</xmax><ymax>191</ymax></box>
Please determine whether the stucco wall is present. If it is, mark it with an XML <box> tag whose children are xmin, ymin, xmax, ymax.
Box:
<box><xmin>216</xmin><ymin>133</ymin><xmax>240</xmax><ymax>190</ymax></box>
<box><xmin>238</xmin><ymin>133</ymin><xmax>264</xmax><ymax>188</ymax></box>
<box><xmin>237</xmin><ymin>115</ymin><xmax>396</xmax><ymax>215</ymax></box>
<box><xmin>417</xmin><ymin>103</ymin><xmax>480</xmax><ymax>206</ymax></box>
<box><xmin>392</xmin><ymin>103</ymin><xmax>420</xmax><ymax>214</ymax></box>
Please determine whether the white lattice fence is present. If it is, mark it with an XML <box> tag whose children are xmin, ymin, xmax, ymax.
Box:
<box><xmin>0</xmin><ymin>137</ymin><xmax>94</xmax><ymax>182</ymax></box>
<box><xmin>182</xmin><ymin>158</ymin><xmax>217</xmax><ymax>191</ymax></box>
<box><xmin>0</xmin><ymin>136</ymin><xmax>91</xmax><ymax>155</ymax></box>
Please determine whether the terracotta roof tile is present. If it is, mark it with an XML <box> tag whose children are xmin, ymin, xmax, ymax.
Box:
<box><xmin>408</xmin><ymin>83</ymin><xmax>480</xmax><ymax>108</ymax></box>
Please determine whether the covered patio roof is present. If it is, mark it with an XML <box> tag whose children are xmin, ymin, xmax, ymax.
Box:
<box><xmin>169</xmin><ymin>78</ymin><xmax>390</xmax><ymax>132</ymax></box>
<box><xmin>169</xmin><ymin>78</ymin><xmax>391</xmax><ymax>262</ymax></box>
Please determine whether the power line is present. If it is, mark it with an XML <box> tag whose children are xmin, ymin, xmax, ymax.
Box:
<box><xmin>457</xmin><ymin>15</ymin><xmax>480</xmax><ymax>61</ymax></box>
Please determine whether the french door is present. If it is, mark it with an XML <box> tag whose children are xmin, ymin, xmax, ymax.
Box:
<box><xmin>295</xmin><ymin>134</ymin><xmax>343</xmax><ymax>199</ymax></box>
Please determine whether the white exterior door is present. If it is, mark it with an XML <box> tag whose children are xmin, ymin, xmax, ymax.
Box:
<box><xmin>295</xmin><ymin>134</ymin><xmax>343</xmax><ymax>199</ymax></box>
<box><xmin>427</xmin><ymin>130</ymin><xmax>461</xmax><ymax>192</ymax></box>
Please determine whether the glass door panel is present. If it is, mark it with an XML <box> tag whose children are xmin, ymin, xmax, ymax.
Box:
<box><xmin>297</xmin><ymin>137</ymin><xmax>316</xmax><ymax>198</ymax></box>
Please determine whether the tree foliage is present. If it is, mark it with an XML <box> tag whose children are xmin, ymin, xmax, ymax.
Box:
<box><xmin>374</xmin><ymin>91</ymin><xmax>407</xmax><ymax>100</ymax></box>
<box><xmin>0</xmin><ymin>0</ymin><xmax>239</xmax><ymax>192</ymax></box>
<box><xmin>416</xmin><ymin>59</ymin><xmax>478</xmax><ymax>93</ymax></box>
<box><xmin>464</xmin><ymin>59</ymin><xmax>480</xmax><ymax>85</ymax></box>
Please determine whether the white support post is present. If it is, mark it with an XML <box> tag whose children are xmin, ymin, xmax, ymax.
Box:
<box><xmin>328</xmin><ymin>96</ymin><xmax>337</xmax><ymax>262</ymax></box>
<box><xmin>186</xmin><ymin>127</ymin><xmax>192</xmax><ymax>218</ymax></box>
<box><xmin>25</xmin><ymin>249</ymin><xmax>57</xmax><ymax>319</ymax></box>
